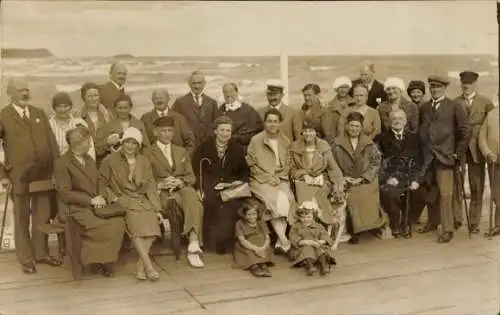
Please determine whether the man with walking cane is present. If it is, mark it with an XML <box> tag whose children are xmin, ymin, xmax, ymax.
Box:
<box><xmin>418</xmin><ymin>75</ymin><xmax>470</xmax><ymax>243</ymax></box>
<box><xmin>0</xmin><ymin>78</ymin><xmax>61</xmax><ymax>273</ymax></box>
<box><xmin>479</xmin><ymin>105</ymin><xmax>500</xmax><ymax>237</ymax></box>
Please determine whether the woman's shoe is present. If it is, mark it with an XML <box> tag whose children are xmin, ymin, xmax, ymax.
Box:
<box><xmin>136</xmin><ymin>260</ymin><xmax>146</xmax><ymax>281</ymax></box>
<box><xmin>304</xmin><ymin>259</ymin><xmax>317</xmax><ymax>276</ymax></box>
<box><xmin>145</xmin><ymin>265</ymin><xmax>160</xmax><ymax>281</ymax></box>
<box><xmin>249</xmin><ymin>265</ymin><xmax>265</xmax><ymax>277</ymax></box>
<box><xmin>259</xmin><ymin>264</ymin><xmax>272</xmax><ymax>277</ymax></box>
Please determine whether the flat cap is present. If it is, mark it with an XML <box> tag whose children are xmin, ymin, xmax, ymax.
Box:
<box><xmin>266</xmin><ymin>79</ymin><xmax>284</xmax><ymax>91</ymax></box>
<box><xmin>427</xmin><ymin>75</ymin><xmax>450</xmax><ymax>86</ymax></box>
<box><xmin>153</xmin><ymin>116</ymin><xmax>174</xmax><ymax>127</ymax></box>
<box><xmin>459</xmin><ymin>71</ymin><xmax>479</xmax><ymax>84</ymax></box>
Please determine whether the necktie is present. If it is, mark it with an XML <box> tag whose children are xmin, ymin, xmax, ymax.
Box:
<box><xmin>196</xmin><ymin>95</ymin><xmax>201</xmax><ymax>106</ymax></box>
<box><xmin>432</xmin><ymin>100</ymin><xmax>439</xmax><ymax>113</ymax></box>
<box><xmin>22</xmin><ymin>108</ymin><xmax>29</xmax><ymax>121</ymax></box>
<box><xmin>397</xmin><ymin>133</ymin><xmax>402</xmax><ymax>141</ymax></box>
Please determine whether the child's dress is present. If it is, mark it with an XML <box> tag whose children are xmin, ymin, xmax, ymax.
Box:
<box><xmin>289</xmin><ymin>221</ymin><xmax>337</xmax><ymax>267</ymax></box>
<box><xmin>233</xmin><ymin>219</ymin><xmax>273</xmax><ymax>270</ymax></box>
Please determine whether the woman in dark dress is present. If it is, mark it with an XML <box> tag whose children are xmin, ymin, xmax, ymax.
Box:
<box><xmin>217</xmin><ymin>82</ymin><xmax>264</xmax><ymax>151</ymax></box>
<box><xmin>192</xmin><ymin>116</ymin><xmax>250</xmax><ymax>254</ymax></box>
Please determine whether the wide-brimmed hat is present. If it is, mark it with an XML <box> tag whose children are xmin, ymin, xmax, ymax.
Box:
<box><xmin>121</xmin><ymin>127</ymin><xmax>143</xmax><ymax>146</ymax></box>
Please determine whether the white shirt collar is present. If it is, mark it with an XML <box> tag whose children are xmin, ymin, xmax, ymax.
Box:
<box><xmin>432</xmin><ymin>96</ymin><xmax>445</xmax><ymax>103</ymax></box>
<box><xmin>11</xmin><ymin>103</ymin><xmax>30</xmax><ymax>119</ymax></box>
<box><xmin>156</xmin><ymin>140</ymin><xmax>173</xmax><ymax>164</ymax></box>
<box><xmin>392</xmin><ymin>128</ymin><xmax>404</xmax><ymax>137</ymax></box>
<box><xmin>464</xmin><ymin>92</ymin><xmax>476</xmax><ymax>101</ymax></box>
<box><xmin>270</xmin><ymin>102</ymin><xmax>283</xmax><ymax>111</ymax></box>
<box><xmin>110</xmin><ymin>80</ymin><xmax>124</xmax><ymax>91</ymax></box>
<box><xmin>191</xmin><ymin>91</ymin><xmax>203</xmax><ymax>105</ymax></box>
<box><xmin>156</xmin><ymin>107</ymin><xmax>169</xmax><ymax>117</ymax></box>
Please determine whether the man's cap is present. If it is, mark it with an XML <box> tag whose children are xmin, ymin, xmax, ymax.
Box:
<box><xmin>266</xmin><ymin>79</ymin><xmax>284</xmax><ymax>92</ymax></box>
<box><xmin>459</xmin><ymin>71</ymin><xmax>479</xmax><ymax>84</ymax></box>
<box><xmin>427</xmin><ymin>75</ymin><xmax>450</xmax><ymax>86</ymax></box>
<box><xmin>153</xmin><ymin>116</ymin><xmax>174</xmax><ymax>127</ymax></box>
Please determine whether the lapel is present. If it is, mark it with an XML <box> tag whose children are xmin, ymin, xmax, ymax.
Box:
<box><xmin>5</xmin><ymin>104</ymin><xmax>32</xmax><ymax>134</ymax></box>
<box><xmin>336</xmin><ymin>135</ymin><xmax>370</xmax><ymax>161</ymax></box>
<box><xmin>263</xmin><ymin>133</ymin><xmax>287</xmax><ymax>166</ymax></box>
<box><xmin>151</xmin><ymin>143</ymin><xmax>175</xmax><ymax>173</ymax></box>
<box><xmin>171</xmin><ymin>144</ymin><xmax>185</xmax><ymax>172</ymax></box>
<box><xmin>69</xmin><ymin>153</ymin><xmax>97</xmax><ymax>187</ymax></box>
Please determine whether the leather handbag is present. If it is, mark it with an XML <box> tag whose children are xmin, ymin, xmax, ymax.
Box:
<box><xmin>92</xmin><ymin>203</ymin><xmax>126</xmax><ymax>219</ymax></box>
<box><xmin>219</xmin><ymin>182</ymin><xmax>252</xmax><ymax>202</ymax></box>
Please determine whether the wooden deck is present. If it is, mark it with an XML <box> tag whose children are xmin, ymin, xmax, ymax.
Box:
<box><xmin>1</xmin><ymin>218</ymin><xmax>499</xmax><ymax>315</ymax></box>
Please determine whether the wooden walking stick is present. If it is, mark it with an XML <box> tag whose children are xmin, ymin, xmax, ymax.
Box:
<box><xmin>198</xmin><ymin>157</ymin><xmax>212</xmax><ymax>201</ymax></box>
<box><xmin>487</xmin><ymin>162</ymin><xmax>496</xmax><ymax>240</ymax></box>
<box><xmin>0</xmin><ymin>184</ymin><xmax>12</xmax><ymax>251</ymax></box>
<box><xmin>456</xmin><ymin>163</ymin><xmax>472</xmax><ymax>238</ymax></box>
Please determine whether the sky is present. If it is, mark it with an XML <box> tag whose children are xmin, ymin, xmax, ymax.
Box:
<box><xmin>0</xmin><ymin>1</ymin><xmax>498</xmax><ymax>57</ymax></box>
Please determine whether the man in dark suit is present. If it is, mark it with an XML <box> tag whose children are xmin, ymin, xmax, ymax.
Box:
<box><xmin>418</xmin><ymin>75</ymin><xmax>470</xmax><ymax>243</ymax></box>
<box><xmin>452</xmin><ymin>71</ymin><xmax>494</xmax><ymax>233</ymax></box>
<box><xmin>171</xmin><ymin>70</ymin><xmax>219</xmax><ymax>147</ymax></box>
<box><xmin>140</xmin><ymin>89</ymin><xmax>196</xmax><ymax>155</ymax></box>
<box><xmin>0</xmin><ymin>78</ymin><xmax>61</xmax><ymax>273</ymax></box>
<box><xmin>99</xmin><ymin>63</ymin><xmax>127</xmax><ymax>114</ymax></box>
<box><xmin>350</xmin><ymin>61</ymin><xmax>387</xmax><ymax>109</ymax></box>
<box><xmin>377</xmin><ymin>109</ymin><xmax>424</xmax><ymax>238</ymax></box>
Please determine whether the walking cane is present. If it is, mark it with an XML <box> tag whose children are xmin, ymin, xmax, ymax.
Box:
<box><xmin>0</xmin><ymin>184</ymin><xmax>12</xmax><ymax>251</ymax></box>
<box><xmin>456</xmin><ymin>163</ymin><xmax>472</xmax><ymax>238</ymax></box>
<box><xmin>403</xmin><ymin>159</ymin><xmax>416</xmax><ymax>238</ymax></box>
<box><xmin>198</xmin><ymin>158</ymin><xmax>212</xmax><ymax>201</ymax></box>
<box><xmin>487</xmin><ymin>162</ymin><xmax>496</xmax><ymax>240</ymax></box>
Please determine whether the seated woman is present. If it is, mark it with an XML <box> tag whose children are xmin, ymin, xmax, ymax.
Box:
<box><xmin>95</xmin><ymin>94</ymin><xmax>150</xmax><ymax>161</ymax></box>
<box><xmin>98</xmin><ymin>127</ymin><xmax>162</xmax><ymax>281</ymax></box>
<box><xmin>49</xmin><ymin>91</ymin><xmax>96</xmax><ymax>159</ymax></box>
<box><xmin>79</xmin><ymin>82</ymin><xmax>112</xmax><ymax>163</ymax></box>
<box><xmin>54</xmin><ymin>126</ymin><xmax>125</xmax><ymax>277</ymax></box>
<box><xmin>217</xmin><ymin>82</ymin><xmax>264</xmax><ymax>151</ymax></box>
<box><xmin>192</xmin><ymin>116</ymin><xmax>250</xmax><ymax>255</ymax></box>
<box><xmin>337</xmin><ymin>84</ymin><xmax>381</xmax><ymax>140</ymax></box>
<box><xmin>332</xmin><ymin>112</ymin><xmax>385</xmax><ymax>244</ymax></box>
<box><xmin>145</xmin><ymin>116</ymin><xmax>205</xmax><ymax>268</ymax></box>
<box><xmin>246</xmin><ymin>108</ymin><xmax>295</xmax><ymax>254</ymax></box>
<box><xmin>289</xmin><ymin>202</ymin><xmax>336</xmax><ymax>277</ymax></box>
<box><xmin>290</xmin><ymin>118</ymin><xmax>345</xmax><ymax>233</ymax></box>
<box><xmin>233</xmin><ymin>198</ymin><xmax>273</xmax><ymax>278</ymax></box>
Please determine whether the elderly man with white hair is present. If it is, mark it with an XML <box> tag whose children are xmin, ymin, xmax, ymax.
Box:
<box><xmin>377</xmin><ymin>77</ymin><xmax>419</xmax><ymax>133</ymax></box>
<box><xmin>327</xmin><ymin>76</ymin><xmax>354</xmax><ymax>137</ymax></box>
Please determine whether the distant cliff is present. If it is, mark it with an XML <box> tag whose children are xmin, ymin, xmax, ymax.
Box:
<box><xmin>113</xmin><ymin>53</ymin><xmax>135</xmax><ymax>59</ymax></box>
<box><xmin>1</xmin><ymin>48</ymin><xmax>54</xmax><ymax>58</ymax></box>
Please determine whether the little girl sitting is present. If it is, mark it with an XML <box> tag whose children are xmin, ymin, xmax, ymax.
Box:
<box><xmin>289</xmin><ymin>201</ymin><xmax>337</xmax><ymax>276</ymax></box>
<box><xmin>233</xmin><ymin>198</ymin><xmax>273</xmax><ymax>277</ymax></box>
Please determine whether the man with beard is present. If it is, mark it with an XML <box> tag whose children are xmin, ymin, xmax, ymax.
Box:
<box><xmin>350</xmin><ymin>61</ymin><xmax>387</xmax><ymax>109</ymax></box>
<box><xmin>451</xmin><ymin>71</ymin><xmax>494</xmax><ymax>233</ymax></box>
<box><xmin>0</xmin><ymin>78</ymin><xmax>61</xmax><ymax>273</ymax></box>
<box><xmin>172</xmin><ymin>70</ymin><xmax>219</xmax><ymax>147</ymax></box>
<box><xmin>257</xmin><ymin>79</ymin><xmax>297</xmax><ymax>141</ymax></box>
<box><xmin>141</xmin><ymin>89</ymin><xmax>195</xmax><ymax>154</ymax></box>
<box><xmin>100</xmin><ymin>63</ymin><xmax>127</xmax><ymax>114</ymax></box>
<box><xmin>418</xmin><ymin>75</ymin><xmax>470</xmax><ymax>243</ymax></box>
<box><xmin>292</xmin><ymin>83</ymin><xmax>334</xmax><ymax>143</ymax></box>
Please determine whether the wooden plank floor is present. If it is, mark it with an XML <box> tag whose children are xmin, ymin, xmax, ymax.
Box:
<box><xmin>1</xmin><ymin>216</ymin><xmax>499</xmax><ymax>314</ymax></box>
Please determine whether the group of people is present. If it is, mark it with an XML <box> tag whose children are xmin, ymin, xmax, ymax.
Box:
<box><xmin>0</xmin><ymin>60</ymin><xmax>498</xmax><ymax>280</ymax></box>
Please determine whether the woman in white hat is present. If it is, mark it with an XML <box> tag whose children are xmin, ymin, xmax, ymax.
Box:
<box><xmin>98</xmin><ymin>127</ymin><xmax>163</xmax><ymax>281</ymax></box>
<box><xmin>327</xmin><ymin>77</ymin><xmax>354</xmax><ymax>136</ymax></box>
<box><xmin>377</xmin><ymin>77</ymin><xmax>419</xmax><ymax>133</ymax></box>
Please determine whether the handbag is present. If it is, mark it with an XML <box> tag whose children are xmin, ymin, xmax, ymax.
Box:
<box><xmin>92</xmin><ymin>203</ymin><xmax>126</xmax><ymax>219</ymax></box>
<box><xmin>219</xmin><ymin>182</ymin><xmax>252</xmax><ymax>202</ymax></box>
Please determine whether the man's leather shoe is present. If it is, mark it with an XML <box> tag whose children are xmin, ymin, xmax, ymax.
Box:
<box><xmin>22</xmin><ymin>262</ymin><xmax>37</xmax><ymax>274</ymax></box>
<box><xmin>418</xmin><ymin>224</ymin><xmax>437</xmax><ymax>233</ymax></box>
<box><xmin>100</xmin><ymin>263</ymin><xmax>114</xmax><ymax>277</ymax></box>
<box><xmin>484</xmin><ymin>226</ymin><xmax>500</xmax><ymax>238</ymax></box>
<box><xmin>36</xmin><ymin>256</ymin><xmax>62</xmax><ymax>267</ymax></box>
<box><xmin>454</xmin><ymin>221</ymin><xmax>462</xmax><ymax>230</ymax></box>
<box><xmin>437</xmin><ymin>232</ymin><xmax>453</xmax><ymax>244</ymax></box>
<box><xmin>470</xmin><ymin>224</ymin><xmax>480</xmax><ymax>234</ymax></box>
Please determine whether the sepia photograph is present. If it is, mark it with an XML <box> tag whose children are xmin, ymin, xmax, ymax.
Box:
<box><xmin>0</xmin><ymin>0</ymin><xmax>499</xmax><ymax>314</ymax></box>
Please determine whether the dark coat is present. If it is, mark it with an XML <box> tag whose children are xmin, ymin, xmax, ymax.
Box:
<box><xmin>0</xmin><ymin>104</ymin><xmax>59</xmax><ymax>194</ymax></box>
<box><xmin>191</xmin><ymin>139</ymin><xmax>250</xmax><ymax>243</ymax></box>
<box><xmin>454</xmin><ymin>93</ymin><xmax>495</xmax><ymax>163</ymax></box>
<box><xmin>375</xmin><ymin>129</ymin><xmax>424</xmax><ymax>188</ymax></box>
<box><xmin>140</xmin><ymin>109</ymin><xmax>196</xmax><ymax>155</ymax></box>
<box><xmin>419</xmin><ymin>97</ymin><xmax>471</xmax><ymax>166</ymax></box>
<box><xmin>217</xmin><ymin>103</ymin><xmax>264</xmax><ymax>149</ymax></box>
<box><xmin>172</xmin><ymin>93</ymin><xmax>219</xmax><ymax>147</ymax></box>
<box><xmin>99</xmin><ymin>81</ymin><xmax>125</xmax><ymax>114</ymax></box>
<box><xmin>350</xmin><ymin>79</ymin><xmax>387</xmax><ymax>109</ymax></box>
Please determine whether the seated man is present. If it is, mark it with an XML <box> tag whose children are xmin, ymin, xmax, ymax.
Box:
<box><xmin>376</xmin><ymin>109</ymin><xmax>424</xmax><ymax>238</ymax></box>
<box><xmin>145</xmin><ymin>116</ymin><xmax>205</xmax><ymax>268</ymax></box>
<box><xmin>53</xmin><ymin>126</ymin><xmax>125</xmax><ymax>277</ymax></box>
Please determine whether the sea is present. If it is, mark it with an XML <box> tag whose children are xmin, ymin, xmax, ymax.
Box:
<box><xmin>1</xmin><ymin>55</ymin><xmax>498</xmax><ymax>117</ymax></box>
